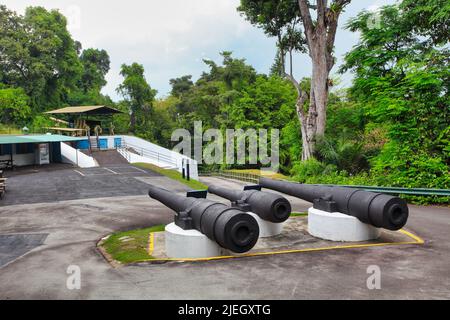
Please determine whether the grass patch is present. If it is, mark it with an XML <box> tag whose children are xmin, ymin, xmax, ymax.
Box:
<box><xmin>227</xmin><ymin>169</ymin><xmax>289</xmax><ymax>180</ymax></box>
<box><xmin>0</xmin><ymin>125</ymin><xmax>22</xmax><ymax>135</ymax></box>
<box><xmin>291</xmin><ymin>212</ymin><xmax>308</xmax><ymax>217</ymax></box>
<box><xmin>102</xmin><ymin>225</ymin><xmax>165</xmax><ymax>264</ymax></box>
<box><xmin>133</xmin><ymin>162</ymin><xmax>207</xmax><ymax>190</ymax></box>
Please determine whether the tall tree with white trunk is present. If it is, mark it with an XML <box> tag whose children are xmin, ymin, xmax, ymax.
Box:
<box><xmin>239</xmin><ymin>0</ymin><xmax>352</xmax><ymax>160</ymax></box>
<box><xmin>294</xmin><ymin>0</ymin><xmax>352</xmax><ymax>160</ymax></box>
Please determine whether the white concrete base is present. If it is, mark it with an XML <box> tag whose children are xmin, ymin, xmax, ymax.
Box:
<box><xmin>308</xmin><ymin>207</ymin><xmax>381</xmax><ymax>242</ymax></box>
<box><xmin>165</xmin><ymin>223</ymin><xmax>222</xmax><ymax>259</ymax></box>
<box><xmin>247</xmin><ymin>212</ymin><xmax>284</xmax><ymax>238</ymax></box>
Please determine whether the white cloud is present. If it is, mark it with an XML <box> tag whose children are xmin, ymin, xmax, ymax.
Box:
<box><xmin>2</xmin><ymin>0</ymin><xmax>398</xmax><ymax>101</ymax></box>
<box><xmin>2</xmin><ymin>0</ymin><xmax>261</xmax><ymax>100</ymax></box>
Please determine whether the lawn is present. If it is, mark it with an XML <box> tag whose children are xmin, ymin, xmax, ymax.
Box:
<box><xmin>133</xmin><ymin>162</ymin><xmax>208</xmax><ymax>190</ymax></box>
<box><xmin>227</xmin><ymin>169</ymin><xmax>289</xmax><ymax>180</ymax></box>
<box><xmin>101</xmin><ymin>225</ymin><xmax>165</xmax><ymax>264</ymax></box>
<box><xmin>291</xmin><ymin>212</ymin><xmax>308</xmax><ymax>217</ymax></box>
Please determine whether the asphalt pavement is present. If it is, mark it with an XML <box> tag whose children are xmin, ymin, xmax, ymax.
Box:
<box><xmin>0</xmin><ymin>172</ymin><xmax>449</xmax><ymax>299</ymax></box>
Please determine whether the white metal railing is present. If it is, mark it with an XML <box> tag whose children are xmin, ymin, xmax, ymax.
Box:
<box><xmin>117</xmin><ymin>141</ymin><xmax>178</xmax><ymax>167</ymax></box>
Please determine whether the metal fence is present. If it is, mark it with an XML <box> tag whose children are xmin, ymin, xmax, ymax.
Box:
<box><xmin>199</xmin><ymin>171</ymin><xmax>450</xmax><ymax>197</ymax></box>
<box><xmin>200</xmin><ymin>170</ymin><xmax>259</xmax><ymax>184</ymax></box>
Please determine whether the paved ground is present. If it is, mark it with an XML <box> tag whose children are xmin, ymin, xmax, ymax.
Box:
<box><xmin>0</xmin><ymin>172</ymin><xmax>449</xmax><ymax>299</ymax></box>
<box><xmin>0</xmin><ymin>165</ymin><xmax>159</xmax><ymax>206</ymax></box>
<box><xmin>91</xmin><ymin>150</ymin><xmax>129</xmax><ymax>166</ymax></box>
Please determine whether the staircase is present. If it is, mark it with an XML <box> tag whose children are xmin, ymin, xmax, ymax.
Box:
<box><xmin>89</xmin><ymin>137</ymin><xmax>99</xmax><ymax>151</ymax></box>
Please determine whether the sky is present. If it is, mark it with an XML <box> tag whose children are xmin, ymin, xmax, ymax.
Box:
<box><xmin>3</xmin><ymin>0</ymin><xmax>398</xmax><ymax>101</ymax></box>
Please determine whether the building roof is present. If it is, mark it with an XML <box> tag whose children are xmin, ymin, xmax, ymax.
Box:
<box><xmin>0</xmin><ymin>134</ymin><xmax>84</xmax><ymax>145</ymax></box>
<box><xmin>46</xmin><ymin>127</ymin><xmax>86</xmax><ymax>132</ymax></box>
<box><xmin>45</xmin><ymin>105</ymin><xmax>123</xmax><ymax>115</ymax></box>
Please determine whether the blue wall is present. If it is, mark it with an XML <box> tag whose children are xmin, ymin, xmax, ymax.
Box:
<box><xmin>77</xmin><ymin>140</ymin><xmax>90</xmax><ymax>150</ymax></box>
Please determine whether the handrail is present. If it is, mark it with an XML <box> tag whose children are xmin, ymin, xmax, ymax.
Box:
<box><xmin>199</xmin><ymin>170</ymin><xmax>450</xmax><ymax>197</ymax></box>
<box><xmin>120</xmin><ymin>141</ymin><xmax>178</xmax><ymax>167</ymax></box>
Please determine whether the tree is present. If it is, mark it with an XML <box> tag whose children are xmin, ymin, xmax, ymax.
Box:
<box><xmin>400</xmin><ymin>0</ymin><xmax>450</xmax><ymax>46</ymax></box>
<box><xmin>174</xmin><ymin>52</ymin><xmax>258</xmax><ymax>130</ymax></box>
<box><xmin>238</xmin><ymin>0</ymin><xmax>302</xmax><ymax>76</ymax></box>
<box><xmin>79</xmin><ymin>48</ymin><xmax>110</xmax><ymax>93</ymax></box>
<box><xmin>292</xmin><ymin>0</ymin><xmax>352</xmax><ymax>160</ymax></box>
<box><xmin>117</xmin><ymin>63</ymin><xmax>157</xmax><ymax>133</ymax></box>
<box><xmin>0</xmin><ymin>87</ymin><xmax>32</xmax><ymax>125</ymax></box>
<box><xmin>341</xmin><ymin>4</ymin><xmax>449</xmax><ymax>189</ymax></box>
<box><xmin>239</xmin><ymin>0</ymin><xmax>351</xmax><ymax>160</ymax></box>
<box><xmin>0</xmin><ymin>5</ymin><xmax>82</xmax><ymax>111</ymax></box>
<box><xmin>169</xmin><ymin>75</ymin><xmax>194</xmax><ymax>98</ymax></box>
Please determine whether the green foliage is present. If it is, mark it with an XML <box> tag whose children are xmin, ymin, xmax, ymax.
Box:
<box><xmin>400</xmin><ymin>0</ymin><xmax>450</xmax><ymax>46</ymax></box>
<box><xmin>29</xmin><ymin>115</ymin><xmax>53</xmax><ymax>133</ymax></box>
<box><xmin>117</xmin><ymin>62</ymin><xmax>157</xmax><ymax>133</ymax></box>
<box><xmin>238</xmin><ymin>0</ymin><xmax>305</xmax><ymax>74</ymax></box>
<box><xmin>79</xmin><ymin>48</ymin><xmax>110</xmax><ymax>93</ymax></box>
<box><xmin>134</xmin><ymin>97</ymin><xmax>179</xmax><ymax>148</ymax></box>
<box><xmin>341</xmin><ymin>4</ymin><xmax>449</xmax><ymax>192</ymax></box>
<box><xmin>290</xmin><ymin>158</ymin><xmax>331</xmax><ymax>182</ymax></box>
<box><xmin>0</xmin><ymin>4</ymin><xmax>112</xmax><ymax>131</ymax></box>
<box><xmin>0</xmin><ymin>87</ymin><xmax>31</xmax><ymax>124</ymax></box>
<box><xmin>102</xmin><ymin>225</ymin><xmax>165</xmax><ymax>263</ymax></box>
<box><xmin>0</xmin><ymin>6</ymin><xmax>83</xmax><ymax>111</ymax></box>
<box><xmin>169</xmin><ymin>75</ymin><xmax>194</xmax><ymax>97</ymax></box>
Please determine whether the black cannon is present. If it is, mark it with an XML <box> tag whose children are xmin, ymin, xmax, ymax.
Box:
<box><xmin>208</xmin><ymin>185</ymin><xmax>291</xmax><ymax>223</ymax></box>
<box><xmin>148</xmin><ymin>185</ymin><xmax>259</xmax><ymax>253</ymax></box>
<box><xmin>259</xmin><ymin>177</ymin><xmax>408</xmax><ymax>231</ymax></box>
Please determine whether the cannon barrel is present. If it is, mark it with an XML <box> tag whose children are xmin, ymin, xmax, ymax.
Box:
<box><xmin>259</xmin><ymin>177</ymin><xmax>408</xmax><ymax>231</ymax></box>
<box><xmin>148</xmin><ymin>185</ymin><xmax>259</xmax><ymax>253</ymax></box>
<box><xmin>208</xmin><ymin>185</ymin><xmax>291</xmax><ymax>223</ymax></box>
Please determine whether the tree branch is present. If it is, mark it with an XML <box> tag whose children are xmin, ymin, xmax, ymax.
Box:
<box><xmin>317</xmin><ymin>0</ymin><xmax>327</xmax><ymax>28</ymax></box>
<box><xmin>284</xmin><ymin>72</ymin><xmax>302</xmax><ymax>96</ymax></box>
<box><xmin>298</xmin><ymin>0</ymin><xmax>315</xmax><ymax>43</ymax></box>
<box><xmin>325</xmin><ymin>0</ymin><xmax>351</xmax><ymax>71</ymax></box>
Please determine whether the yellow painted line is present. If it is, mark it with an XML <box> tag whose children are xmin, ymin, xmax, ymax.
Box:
<box><xmin>399</xmin><ymin>229</ymin><xmax>425</xmax><ymax>244</ymax></box>
<box><xmin>134</xmin><ymin>228</ymin><xmax>424</xmax><ymax>264</ymax></box>
<box><xmin>147</xmin><ymin>232</ymin><xmax>154</xmax><ymax>256</ymax></box>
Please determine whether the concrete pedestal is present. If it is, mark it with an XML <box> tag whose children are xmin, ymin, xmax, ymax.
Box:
<box><xmin>165</xmin><ymin>223</ymin><xmax>222</xmax><ymax>259</ymax></box>
<box><xmin>247</xmin><ymin>213</ymin><xmax>284</xmax><ymax>238</ymax></box>
<box><xmin>308</xmin><ymin>207</ymin><xmax>381</xmax><ymax>242</ymax></box>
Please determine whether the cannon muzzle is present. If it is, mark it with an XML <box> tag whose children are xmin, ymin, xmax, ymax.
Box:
<box><xmin>148</xmin><ymin>185</ymin><xmax>259</xmax><ymax>253</ymax></box>
<box><xmin>208</xmin><ymin>185</ymin><xmax>291</xmax><ymax>223</ymax></box>
<box><xmin>259</xmin><ymin>177</ymin><xmax>408</xmax><ymax>231</ymax></box>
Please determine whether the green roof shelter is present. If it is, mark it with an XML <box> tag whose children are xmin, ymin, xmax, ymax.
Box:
<box><xmin>0</xmin><ymin>134</ymin><xmax>84</xmax><ymax>169</ymax></box>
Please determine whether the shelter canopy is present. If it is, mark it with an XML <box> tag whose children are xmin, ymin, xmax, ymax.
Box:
<box><xmin>0</xmin><ymin>134</ymin><xmax>84</xmax><ymax>145</ymax></box>
<box><xmin>45</xmin><ymin>105</ymin><xmax>123</xmax><ymax>116</ymax></box>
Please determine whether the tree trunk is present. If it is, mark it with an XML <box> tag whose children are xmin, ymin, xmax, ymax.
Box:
<box><xmin>295</xmin><ymin>0</ymin><xmax>350</xmax><ymax>160</ymax></box>
<box><xmin>310</xmin><ymin>36</ymin><xmax>329</xmax><ymax>138</ymax></box>
<box><xmin>130</xmin><ymin>111</ymin><xmax>136</xmax><ymax>133</ymax></box>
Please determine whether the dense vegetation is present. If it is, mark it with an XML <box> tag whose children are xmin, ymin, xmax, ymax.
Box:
<box><xmin>0</xmin><ymin>2</ymin><xmax>448</xmax><ymax>203</ymax></box>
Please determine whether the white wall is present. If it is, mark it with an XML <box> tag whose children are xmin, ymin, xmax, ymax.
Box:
<box><xmin>0</xmin><ymin>152</ymin><xmax>34</xmax><ymax>167</ymax></box>
<box><xmin>61</xmin><ymin>142</ymin><xmax>97</xmax><ymax>168</ymax></box>
<box><xmin>119</xmin><ymin>135</ymin><xmax>199</xmax><ymax>180</ymax></box>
